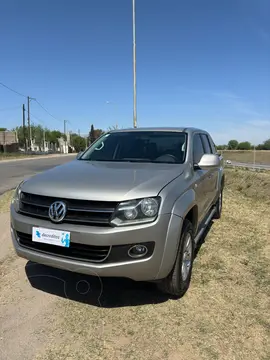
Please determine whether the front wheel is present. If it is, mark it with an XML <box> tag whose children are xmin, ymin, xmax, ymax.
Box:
<box><xmin>157</xmin><ymin>220</ymin><xmax>195</xmax><ymax>298</ymax></box>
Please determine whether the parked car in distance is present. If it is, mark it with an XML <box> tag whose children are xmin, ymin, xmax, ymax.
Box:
<box><xmin>10</xmin><ymin>127</ymin><xmax>224</xmax><ymax>298</ymax></box>
<box><xmin>226</xmin><ymin>159</ymin><xmax>232</xmax><ymax>164</ymax></box>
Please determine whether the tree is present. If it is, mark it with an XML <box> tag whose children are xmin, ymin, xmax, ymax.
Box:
<box><xmin>47</xmin><ymin>130</ymin><xmax>63</xmax><ymax>145</ymax></box>
<box><xmin>107</xmin><ymin>124</ymin><xmax>119</xmax><ymax>131</ymax></box>
<box><xmin>88</xmin><ymin>124</ymin><xmax>104</xmax><ymax>145</ymax></box>
<box><xmin>11</xmin><ymin>125</ymin><xmax>67</xmax><ymax>150</ymax></box>
<box><xmin>263</xmin><ymin>138</ymin><xmax>270</xmax><ymax>150</ymax></box>
<box><xmin>228</xmin><ymin>140</ymin><xmax>238</xmax><ymax>150</ymax></box>
<box><xmin>94</xmin><ymin>128</ymin><xmax>104</xmax><ymax>139</ymax></box>
<box><xmin>31</xmin><ymin>124</ymin><xmax>44</xmax><ymax>147</ymax></box>
<box><xmin>216</xmin><ymin>145</ymin><xmax>227</xmax><ymax>150</ymax></box>
<box><xmin>0</xmin><ymin>128</ymin><xmax>7</xmax><ymax>131</ymax></box>
<box><xmin>89</xmin><ymin>124</ymin><xmax>95</xmax><ymax>144</ymax></box>
<box><xmin>72</xmin><ymin>135</ymin><xmax>86</xmax><ymax>152</ymax></box>
<box><xmin>237</xmin><ymin>141</ymin><xmax>251</xmax><ymax>150</ymax></box>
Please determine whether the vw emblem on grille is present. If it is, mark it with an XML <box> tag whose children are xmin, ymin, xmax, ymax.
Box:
<box><xmin>48</xmin><ymin>201</ymin><xmax>67</xmax><ymax>223</ymax></box>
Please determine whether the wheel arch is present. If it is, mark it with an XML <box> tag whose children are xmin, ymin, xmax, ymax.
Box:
<box><xmin>172</xmin><ymin>188</ymin><xmax>199</xmax><ymax>234</ymax></box>
<box><xmin>155</xmin><ymin>191</ymin><xmax>198</xmax><ymax>280</ymax></box>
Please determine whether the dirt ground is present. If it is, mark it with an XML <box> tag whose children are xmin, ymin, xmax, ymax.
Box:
<box><xmin>0</xmin><ymin>169</ymin><xmax>269</xmax><ymax>360</ymax></box>
<box><xmin>221</xmin><ymin>150</ymin><xmax>270</xmax><ymax>165</ymax></box>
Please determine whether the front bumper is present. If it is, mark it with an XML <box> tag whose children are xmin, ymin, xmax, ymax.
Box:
<box><xmin>10</xmin><ymin>205</ymin><xmax>183</xmax><ymax>281</ymax></box>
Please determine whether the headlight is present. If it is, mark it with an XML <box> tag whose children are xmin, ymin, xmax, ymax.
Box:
<box><xmin>110</xmin><ymin>197</ymin><xmax>161</xmax><ymax>226</ymax></box>
<box><xmin>11</xmin><ymin>181</ymin><xmax>25</xmax><ymax>212</ymax></box>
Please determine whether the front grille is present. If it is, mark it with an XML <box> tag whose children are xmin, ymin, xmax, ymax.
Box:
<box><xmin>17</xmin><ymin>231</ymin><xmax>111</xmax><ymax>263</ymax></box>
<box><xmin>19</xmin><ymin>192</ymin><xmax>118</xmax><ymax>226</ymax></box>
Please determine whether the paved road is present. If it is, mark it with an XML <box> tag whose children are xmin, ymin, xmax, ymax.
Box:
<box><xmin>0</xmin><ymin>155</ymin><xmax>76</xmax><ymax>195</ymax></box>
<box><xmin>229</xmin><ymin>161</ymin><xmax>270</xmax><ymax>170</ymax></box>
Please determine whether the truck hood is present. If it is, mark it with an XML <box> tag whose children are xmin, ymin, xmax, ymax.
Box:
<box><xmin>22</xmin><ymin>160</ymin><xmax>185</xmax><ymax>201</ymax></box>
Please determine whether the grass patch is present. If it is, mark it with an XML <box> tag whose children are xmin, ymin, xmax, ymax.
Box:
<box><xmin>224</xmin><ymin>167</ymin><xmax>270</xmax><ymax>203</ymax></box>
<box><xmin>0</xmin><ymin>190</ymin><xmax>14</xmax><ymax>214</ymax></box>
<box><xmin>221</xmin><ymin>150</ymin><xmax>270</xmax><ymax>165</ymax></box>
<box><xmin>33</xmin><ymin>169</ymin><xmax>270</xmax><ymax>360</ymax></box>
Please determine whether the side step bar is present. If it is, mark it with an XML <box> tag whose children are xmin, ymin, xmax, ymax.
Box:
<box><xmin>194</xmin><ymin>207</ymin><xmax>217</xmax><ymax>245</ymax></box>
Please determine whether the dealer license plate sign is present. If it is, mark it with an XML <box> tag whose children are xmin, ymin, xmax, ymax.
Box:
<box><xmin>32</xmin><ymin>227</ymin><xmax>70</xmax><ymax>248</ymax></box>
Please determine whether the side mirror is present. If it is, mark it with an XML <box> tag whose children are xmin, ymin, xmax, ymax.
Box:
<box><xmin>76</xmin><ymin>151</ymin><xmax>82</xmax><ymax>159</ymax></box>
<box><xmin>196</xmin><ymin>154</ymin><xmax>220</xmax><ymax>170</ymax></box>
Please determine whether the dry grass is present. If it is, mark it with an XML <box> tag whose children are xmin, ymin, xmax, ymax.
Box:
<box><xmin>221</xmin><ymin>150</ymin><xmax>270</xmax><ymax>165</ymax></box>
<box><xmin>225</xmin><ymin>167</ymin><xmax>270</xmax><ymax>204</ymax></box>
<box><xmin>0</xmin><ymin>190</ymin><xmax>14</xmax><ymax>214</ymax></box>
<box><xmin>32</xmin><ymin>169</ymin><xmax>270</xmax><ymax>360</ymax></box>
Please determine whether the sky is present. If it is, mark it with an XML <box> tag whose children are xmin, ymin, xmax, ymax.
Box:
<box><xmin>0</xmin><ymin>0</ymin><xmax>269</xmax><ymax>145</ymax></box>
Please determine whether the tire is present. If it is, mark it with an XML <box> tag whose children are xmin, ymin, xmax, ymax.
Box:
<box><xmin>213</xmin><ymin>188</ymin><xmax>223</xmax><ymax>220</ymax></box>
<box><xmin>157</xmin><ymin>220</ymin><xmax>195</xmax><ymax>298</ymax></box>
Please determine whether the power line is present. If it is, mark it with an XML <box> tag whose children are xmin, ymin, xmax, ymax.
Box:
<box><xmin>28</xmin><ymin>111</ymin><xmax>45</xmax><ymax>125</ymax></box>
<box><xmin>1</xmin><ymin>81</ymin><xmax>70</xmax><ymax>124</ymax></box>
<box><xmin>34</xmin><ymin>99</ymin><xmax>62</xmax><ymax>122</ymax></box>
<box><xmin>0</xmin><ymin>82</ymin><xmax>27</xmax><ymax>98</ymax></box>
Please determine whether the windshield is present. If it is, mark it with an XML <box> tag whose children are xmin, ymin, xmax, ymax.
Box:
<box><xmin>80</xmin><ymin>131</ymin><xmax>187</xmax><ymax>164</ymax></box>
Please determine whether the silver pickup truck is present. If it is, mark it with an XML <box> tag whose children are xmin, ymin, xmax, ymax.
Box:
<box><xmin>10</xmin><ymin>127</ymin><xmax>224</xmax><ymax>298</ymax></box>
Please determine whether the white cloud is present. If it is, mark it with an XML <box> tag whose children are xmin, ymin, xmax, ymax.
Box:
<box><xmin>210</xmin><ymin>121</ymin><xmax>269</xmax><ymax>145</ymax></box>
<box><xmin>212</xmin><ymin>92</ymin><xmax>264</xmax><ymax>118</ymax></box>
<box><xmin>176</xmin><ymin>87</ymin><xmax>270</xmax><ymax>144</ymax></box>
<box><xmin>178</xmin><ymin>87</ymin><xmax>265</xmax><ymax>118</ymax></box>
<box><xmin>247</xmin><ymin>119</ymin><xmax>270</xmax><ymax>127</ymax></box>
<box><xmin>212</xmin><ymin>91</ymin><xmax>242</xmax><ymax>100</ymax></box>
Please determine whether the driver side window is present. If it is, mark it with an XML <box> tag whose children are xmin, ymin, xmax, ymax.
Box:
<box><xmin>193</xmin><ymin>134</ymin><xmax>204</xmax><ymax>164</ymax></box>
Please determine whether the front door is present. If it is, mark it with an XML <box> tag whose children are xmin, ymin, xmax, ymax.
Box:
<box><xmin>192</xmin><ymin>133</ymin><xmax>210</xmax><ymax>223</ymax></box>
<box><xmin>200</xmin><ymin>134</ymin><xmax>219</xmax><ymax>210</ymax></box>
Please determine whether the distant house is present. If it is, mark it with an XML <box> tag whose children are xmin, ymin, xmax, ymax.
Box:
<box><xmin>57</xmin><ymin>137</ymin><xmax>69</xmax><ymax>154</ymax></box>
<box><xmin>0</xmin><ymin>130</ymin><xmax>19</xmax><ymax>152</ymax></box>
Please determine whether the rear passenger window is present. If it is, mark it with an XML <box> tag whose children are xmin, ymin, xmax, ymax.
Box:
<box><xmin>208</xmin><ymin>136</ymin><xmax>217</xmax><ymax>154</ymax></box>
<box><xmin>193</xmin><ymin>134</ymin><xmax>204</xmax><ymax>164</ymax></box>
<box><xmin>200</xmin><ymin>134</ymin><xmax>212</xmax><ymax>154</ymax></box>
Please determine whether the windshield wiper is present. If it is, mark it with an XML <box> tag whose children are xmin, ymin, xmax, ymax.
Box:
<box><xmin>117</xmin><ymin>158</ymin><xmax>153</xmax><ymax>163</ymax></box>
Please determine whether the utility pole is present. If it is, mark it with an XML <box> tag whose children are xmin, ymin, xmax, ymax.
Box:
<box><xmin>22</xmin><ymin>104</ymin><xmax>27</xmax><ymax>151</ymax></box>
<box><xmin>132</xmin><ymin>0</ymin><xmax>137</xmax><ymax>128</ymax></box>
<box><xmin>3</xmin><ymin>130</ymin><xmax>6</xmax><ymax>153</ymax></box>
<box><xmin>64</xmin><ymin>120</ymin><xmax>67</xmax><ymax>136</ymax></box>
<box><xmin>253</xmin><ymin>145</ymin><xmax>256</xmax><ymax>170</ymax></box>
<box><xmin>43</xmin><ymin>129</ymin><xmax>46</xmax><ymax>152</ymax></box>
<box><xmin>27</xmin><ymin>96</ymin><xmax>31</xmax><ymax>150</ymax></box>
<box><xmin>64</xmin><ymin>120</ymin><xmax>67</xmax><ymax>154</ymax></box>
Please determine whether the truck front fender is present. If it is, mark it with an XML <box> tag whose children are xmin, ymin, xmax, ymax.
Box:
<box><xmin>155</xmin><ymin>189</ymin><xmax>198</xmax><ymax>280</ymax></box>
<box><xmin>171</xmin><ymin>188</ymin><xmax>197</xmax><ymax>220</ymax></box>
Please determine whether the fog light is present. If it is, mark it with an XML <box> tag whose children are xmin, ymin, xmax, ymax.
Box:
<box><xmin>128</xmin><ymin>244</ymin><xmax>148</xmax><ymax>258</ymax></box>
